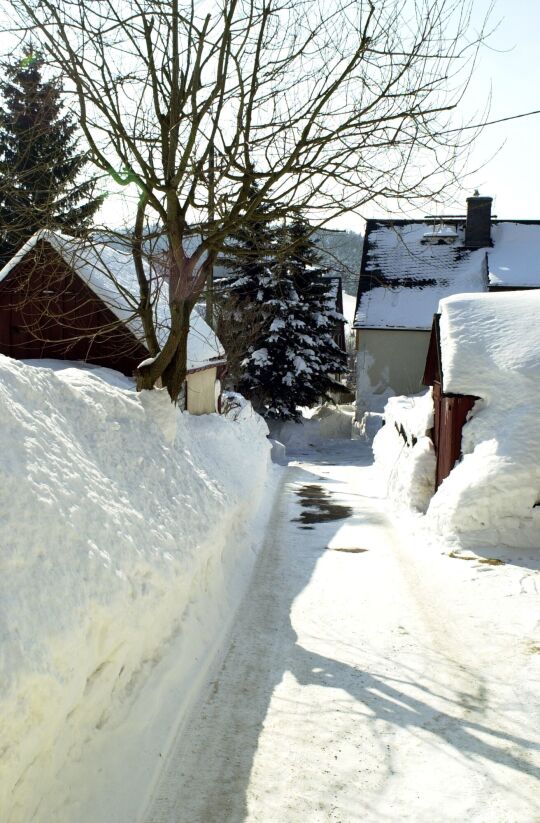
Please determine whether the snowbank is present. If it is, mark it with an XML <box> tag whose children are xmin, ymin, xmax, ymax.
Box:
<box><xmin>373</xmin><ymin>391</ymin><xmax>436</xmax><ymax>512</ymax></box>
<box><xmin>374</xmin><ymin>291</ymin><xmax>540</xmax><ymax>549</ymax></box>
<box><xmin>269</xmin><ymin>404</ymin><xmax>355</xmax><ymax>456</ymax></box>
<box><xmin>310</xmin><ymin>403</ymin><xmax>354</xmax><ymax>439</ymax></box>
<box><xmin>0</xmin><ymin>356</ymin><xmax>275</xmax><ymax>823</ymax></box>
<box><xmin>427</xmin><ymin>291</ymin><xmax>540</xmax><ymax>548</ymax></box>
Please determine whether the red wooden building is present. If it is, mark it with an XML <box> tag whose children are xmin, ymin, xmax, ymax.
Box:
<box><xmin>422</xmin><ymin>314</ymin><xmax>477</xmax><ymax>488</ymax></box>
<box><xmin>0</xmin><ymin>234</ymin><xmax>148</xmax><ymax>374</ymax></box>
<box><xmin>0</xmin><ymin>231</ymin><xmax>226</xmax><ymax>413</ymax></box>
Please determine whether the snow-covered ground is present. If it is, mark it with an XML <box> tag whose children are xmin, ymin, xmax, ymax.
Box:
<box><xmin>143</xmin><ymin>435</ymin><xmax>540</xmax><ymax>823</ymax></box>
<box><xmin>0</xmin><ymin>356</ymin><xmax>278</xmax><ymax>823</ymax></box>
<box><xmin>2</xmin><ymin>354</ymin><xmax>538</xmax><ymax>822</ymax></box>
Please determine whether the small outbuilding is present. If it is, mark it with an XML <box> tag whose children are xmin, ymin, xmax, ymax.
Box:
<box><xmin>374</xmin><ymin>289</ymin><xmax>540</xmax><ymax>547</ymax></box>
<box><xmin>0</xmin><ymin>230</ymin><xmax>226</xmax><ymax>414</ymax></box>
<box><xmin>424</xmin><ymin>288</ymin><xmax>540</xmax><ymax>494</ymax></box>
<box><xmin>422</xmin><ymin>314</ymin><xmax>476</xmax><ymax>488</ymax></box>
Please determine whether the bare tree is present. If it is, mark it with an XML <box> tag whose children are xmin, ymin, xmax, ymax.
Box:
<box><xmin>4</xmin><ymin>0</ymin><xmax>489</xmax><ymax>401</ymax></box>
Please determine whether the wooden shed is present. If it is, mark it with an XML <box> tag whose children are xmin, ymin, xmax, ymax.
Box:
<box><xmin>422</xmin><ymin>314</ymin><xmax>477</xmax><ymax>488</ymax></box>
<box><xmin>0</xmin><ymin>231</ymin><xmax>226</xmax><ymax>414</ymax></box>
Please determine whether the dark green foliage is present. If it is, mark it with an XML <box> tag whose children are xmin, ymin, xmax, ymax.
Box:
<box><xmin>0</xmin><ymin>48</ymin><xmax>103</xmax><ymax>265</ymax></box>
<box><xmin>285</xmin><ymin>215</ymin><xmax>348</xmax><ymax>401</ymax></box>
<box><xmin>220</xmin><ymin>198</ymin><xmax>347</xmax><ymax>421</ymax></box>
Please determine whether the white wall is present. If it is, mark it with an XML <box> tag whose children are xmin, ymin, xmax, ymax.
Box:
<box><xmin>186</xmin><ymin>367</ymin><xmax>218</xmax><ymax>415</ymax></box>
<box><xmin>356</xmin><ymin>329</ymin><xmax>430</xmax><ymax>416</ymax></box>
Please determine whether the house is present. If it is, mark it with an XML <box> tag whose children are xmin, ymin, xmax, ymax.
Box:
<box><xmin>0</xmin><ymin>230</ymin><xmax>226</xmax><ymax>414</ymax></box>
<box><xmin>353</xmin><ymin>194</ymin><xmax>540</xmax><ymax>418</ymax></box>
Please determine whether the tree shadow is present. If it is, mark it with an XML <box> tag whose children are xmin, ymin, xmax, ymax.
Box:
<box><xmin>146</xmin><ymin>460</ymin><xmax>540</xmax><ymax>823</ymax></box>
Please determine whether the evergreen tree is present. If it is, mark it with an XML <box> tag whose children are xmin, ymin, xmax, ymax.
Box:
<box><xmin>220</xmin><ymin>196</ymin><xmax>347</xmax><ymax>420</ymax></box>
<box><xmin>219</xmin><ymin>191</ymin><xmax>311</xmax><ymax>419</ymax></box>
<box><xmin>237</xmin><ymin>257</ymin><xmax>315</xmax><ymax>420</ymax></box>
<box><xmin>0</xmin><ymin>48</ymin><xmax>103</xmax><ymax>265</ymax></box>
<box><xmin>285</xmin><ymin>215</ymin><xmax>348</xmax><ymax>403</ymax></box>
<box><xmin>217</xmin><ymin>187</ymin><xmax>281</xmax><ymax>389</ymax></box>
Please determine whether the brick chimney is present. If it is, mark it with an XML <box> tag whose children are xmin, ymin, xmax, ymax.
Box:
<box><xmin>464</xmin><ymin>193</ymin><xmax>493</xmax><ymax>248</ymax></box>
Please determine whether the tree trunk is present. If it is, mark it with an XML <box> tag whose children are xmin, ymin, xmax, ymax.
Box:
<box><xmin>161</xmin><ymin>300</ymin><xmax>192</xmax><ymax>402</ymax></box>
<box><xmin>135</xmin><ymin>298</ymin><xmax>192</xmax><ymax>402</ymax></box>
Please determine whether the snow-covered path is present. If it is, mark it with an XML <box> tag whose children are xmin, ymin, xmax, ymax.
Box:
<box><xmin>143</xmin><ymin>440</ymin><xmax>540</xmax><ymax>823</ymax></box>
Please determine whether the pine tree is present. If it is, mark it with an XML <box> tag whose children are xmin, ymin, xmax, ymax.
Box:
<box><xmin>218</xmin><ymin>191</ymin><xmax>312</xmax><ymax>419</ymax></box>
<box><xmin>216</xmin><ymin>188</ymin><xmax>280</xmax><ymax>390</ymax></box>
<box><xmin>238</xmin><ymin>256</ymin><xmax>315</xmax><ymax>420</ymax></box>
<box><xmin>285</xmin><ymin>215</ymin><xmax>348</xmax><ymax>404</ymax></box>
<box><xmin>0</xmin><ymin>48</ymin><xmax>103</xmax><ymax>265</ymax></box>
<box><xmin>219</xmin><ymin>202</ymin><xmax>348</xmax><ymax>420</ymax></box>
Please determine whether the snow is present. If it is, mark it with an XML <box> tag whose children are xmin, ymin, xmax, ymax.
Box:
<box><xmin>488</xmin><ymin>222</ymin><xmax>540</xmax><ymax>287</ymax></box>
<box><xmin>374</xmin><ymin>290</ymin><xmax>540</xmax><ymax>549</ymax></box>
<box><xmin>428</xmin><ymin>290</ymin><xmax>540</xmax><ymax>548</ymax></box>
<box><xmin>424</xmin><ymin>224</ymin><xmax>458</xmax><ymax>239</ymax></box>
<box><xmin>249</xmin><ymin>347</ymin><xmax>269</xmax><ymax>366</ymax></box>
<box><xmin>143</xmin><ymin>438</ymin><xmax>540</xmax><ymax>823</ymax></box>
<box><xmin>373</xmin><ymin>391</ymin><xmax>436</xmax><ymax>512</ymax></box>
<box><xmin>0</xmin><ymin>355</ymin><xmax>278</xmax><ymax>823</ymax></box>
<box><xmin>354</xmin><ymin>222</ymin><xmax>487</xmax><ymax>330</ymax></box>
<box><xmin>439</xmin><ymin>289</ymin><xmax>540</xmax><ymax>396</ymax></box>
<box><xmin>0</xmin><ymin>230</ymin><xmax>225</xmax><ymax>372</ymax></box>
<box><xmin>341</xmin><ymin>290</ymin><xmax>357</xmax><ymax>327</ymax></box>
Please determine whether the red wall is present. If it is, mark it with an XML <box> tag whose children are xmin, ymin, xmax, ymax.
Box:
<box><xmin>0</xmin><ymin>243</ymin><xmax>148</xmax><ymax>376</ymax></box>
<box><xmin>432</xmin><ymin>380</ymin><xmax>476</xmax><ymax>488</ymax></box>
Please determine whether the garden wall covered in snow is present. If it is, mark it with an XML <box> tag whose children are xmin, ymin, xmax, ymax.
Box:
<box><xmin>0</xmin><ymin>357</ymin><xmax>277</xmax><ymax>823</ymax></box>
<box><xmin>374</xmin><ymin>290</ymin><xmax>540</xmax><ymax>550</ymax></box>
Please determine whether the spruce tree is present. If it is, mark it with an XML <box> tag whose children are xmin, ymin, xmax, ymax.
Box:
<box><xmin>219</xmin><ymin>191</ymin><xmax>348</xmax><ymax>420</ymax></box>
<box><xmin>285</xmin><ymin>214</ymin><xmax>348</xmax><ymax>404</ymax></box>
<box><xmin>0</xmin><ymin>48</ymin><xmax>103</xmax><ymax>265</ymax></box>
<box><xmin>219</xmin><ymin>191</ymin><xmax>313</xmax><ymax>419</ymax></box>
<box><xmin>237</xmin><ymin>256</ymin><xmax>315</xmax><ymax>420</ymax></box>
<box><xmin>217</xmin><ymin>188</ymin><xmax>280</xmax><ymax>389</ymax></box>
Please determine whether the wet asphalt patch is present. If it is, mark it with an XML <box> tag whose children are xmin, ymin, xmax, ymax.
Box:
<box><xmin>292</xmin><ymin>484</ymin><xmax>353</xmax><ymax>526</ymax></box>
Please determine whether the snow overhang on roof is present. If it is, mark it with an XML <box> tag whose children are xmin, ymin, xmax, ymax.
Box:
<box><xmin>353</xmin><ymin>221</ymin><xmax>487</xmax><ymax>331</ymax></box>
<box><xmin>438</xmin><ymin>289</ymin><xmax>540</xmax><ymax>396</ymax></box>
<box><xmin>0</xmin><ymin>230</ymin><xmax>226</xmax><ymax>372</ymax></box>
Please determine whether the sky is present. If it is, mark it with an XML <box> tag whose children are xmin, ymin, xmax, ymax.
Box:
<box><xmin>39</xmin><ymin>0</ymin><xmax>536</xmax><ymax>234</ymax></box>
<box><xmin>460</xmin><ymin>0</ymin><xmax>540</xmax><ymax>220</ymax></box>
<box><xmin>356</xmin><ymin>0</ymin><xmax>540</xmax><ymax>228</ymax></box>
<box><xmin>100</xmin><ymin>0</ymin><xmax>540</xmax><ymax>234</ymax></box>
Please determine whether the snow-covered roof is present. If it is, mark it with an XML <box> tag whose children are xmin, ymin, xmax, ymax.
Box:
<box><xmin>438</xmin><ymin>290</ymin><xmax>540</xmax><ymax>396</ymax></box>
<box><xmin>354</xmin><ymin>221</ymin><xmax>487</xmax><ymax>330</ymax></box>
<box><xmin>487</xmin><ymin>222</ymin><xmax>540</xmax><ymax>288</ymax></box>
<box><xmin>0</xmin><ymin>230</ymin><xmax>225</xmax><ymax>372</ymax></box>
<box><xmin>354</xmin><ymin>219</ymin><xmax>540</xmax><ymax>330</ymax></box>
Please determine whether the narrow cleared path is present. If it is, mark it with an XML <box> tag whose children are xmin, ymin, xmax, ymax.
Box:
<box><xmin>143</xmin><ymin>440</ymin><xmax>540</xmax><ymax>823</ymax></box>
